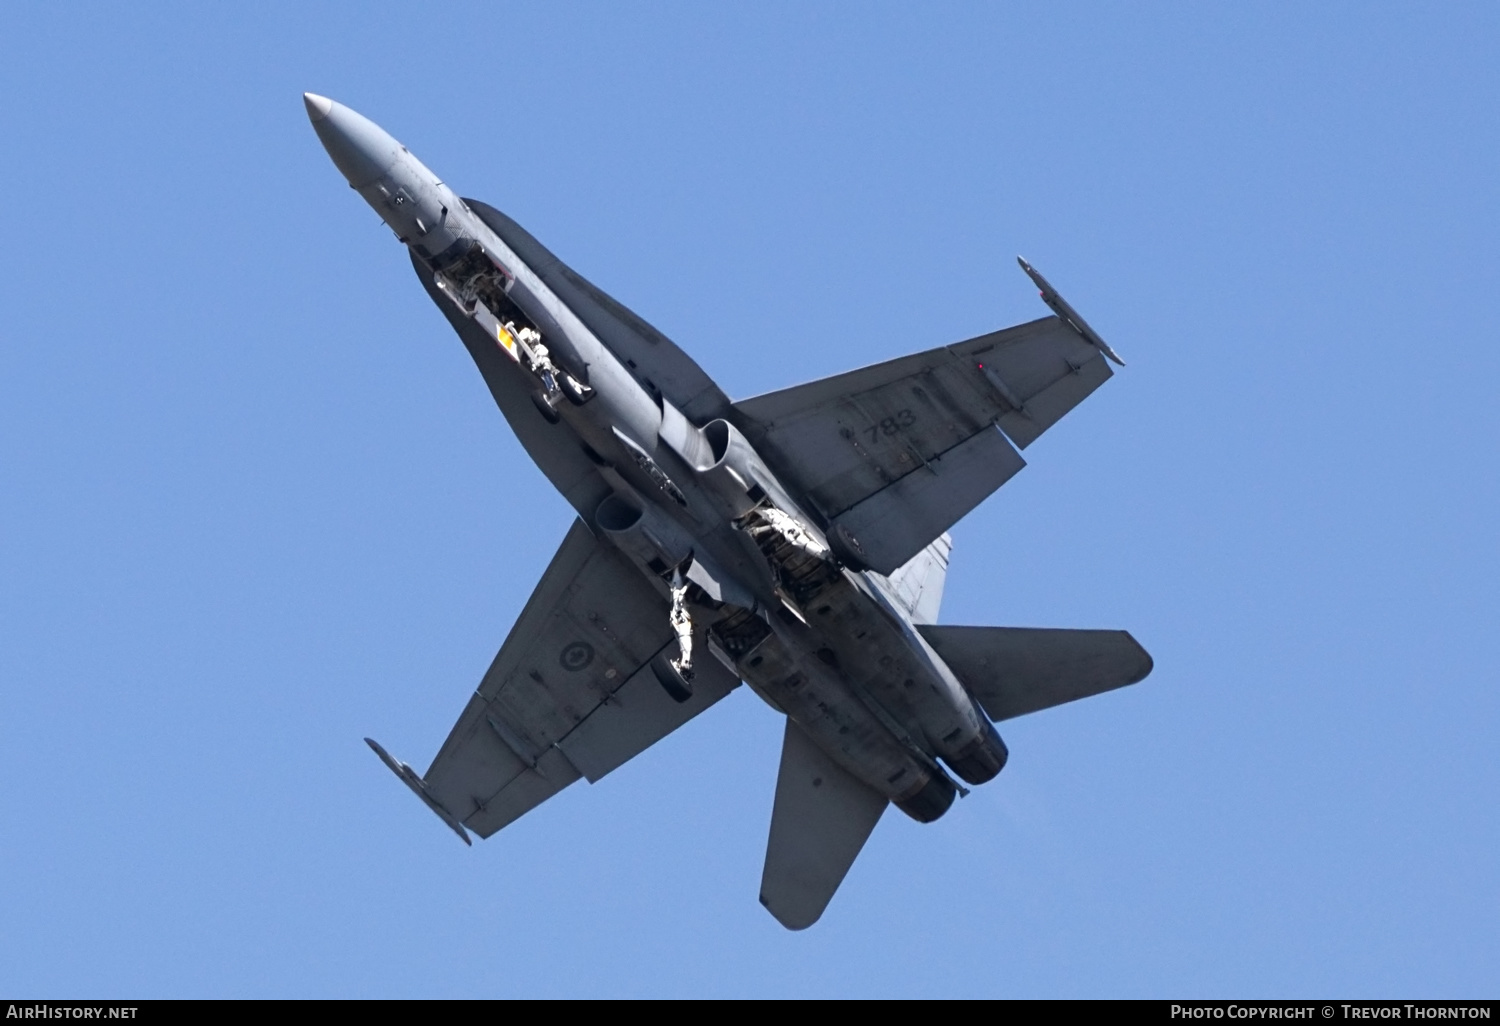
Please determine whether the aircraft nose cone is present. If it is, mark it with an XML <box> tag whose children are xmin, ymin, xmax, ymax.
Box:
<box><xmin>303</xmin><ymin>93</ymin><xmax>402</xmax><ymax>188</ymax></box>
<box><xmin>303</xmin><ymin>92</ymin><xmax>332</xmax><ymax>122</ymax></box>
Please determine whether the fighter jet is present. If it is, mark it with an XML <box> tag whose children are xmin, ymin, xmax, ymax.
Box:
<box><xmin>306</xmin><ymin>93</ymin><xmax>1152</xmax><ymax>930</ymax></box>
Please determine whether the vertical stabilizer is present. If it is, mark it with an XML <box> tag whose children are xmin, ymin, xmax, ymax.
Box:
<box><xmin>884</xmin><ymin>533</ymin><xmax>952</xmax><ymax>624</ymax></box>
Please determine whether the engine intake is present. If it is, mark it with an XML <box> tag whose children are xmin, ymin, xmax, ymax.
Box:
<box><xmin>689</xmin><ymin>419</ymin><xmax>768</xmax><ymax>518</ymax></box>
<box><xmin>595</xmin><ymin>493</ymin><xmax>692</xmax><ymax>575</ymax></box>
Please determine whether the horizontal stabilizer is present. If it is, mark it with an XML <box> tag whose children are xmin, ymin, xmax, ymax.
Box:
<box><xmin>760</xmin><ymin>718</ymin><xmax>887</xmax><ymax>930</ymax></box>
<box><xmin>916</xmin><ymin>626</ymin><xmax>1152</xmax><ymax>722</ymax></box>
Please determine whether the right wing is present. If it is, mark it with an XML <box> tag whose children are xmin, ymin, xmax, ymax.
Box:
<box><xmin>413</xmin><ymin>519</ymin><xmax>740</xmax><ymax>839</ymax></box>
<box><xmin>916</xmin><ymin>625</ymin><xmax>1152</xmax><ymax>722</ymax></box>
<box><xmin>731</xmin><ymin>317</ymin><xmax>1112</xmax><ymax>574</ymax></box>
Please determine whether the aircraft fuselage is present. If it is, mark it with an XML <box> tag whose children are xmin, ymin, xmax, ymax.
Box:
<box><xmin>306</xmin><ymin>94</ymin><xmax>1008</xmax><ymax>821</ymax></box>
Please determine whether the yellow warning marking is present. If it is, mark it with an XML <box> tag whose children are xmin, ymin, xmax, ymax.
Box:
<box><xmin>497</xmin><ymin>325</ymin><xmax>517</xmax><ymax>358</ymax></box>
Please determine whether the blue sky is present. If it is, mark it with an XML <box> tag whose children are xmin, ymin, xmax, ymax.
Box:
<box><xmin>1</xmin><ymin>2</ymin><xmax>1496</xmax><ymax>998</ymax></box>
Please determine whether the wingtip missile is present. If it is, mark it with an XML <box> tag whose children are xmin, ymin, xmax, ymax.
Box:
<box><xmin>365</xmin><ymin>737</ymin><xmax>472</xmax><ymax>846</ymax></box>
<box><xmin>1016</xmin><ymin>256</ymin><xmax>1125</xmax><ymax>366</ymax></box>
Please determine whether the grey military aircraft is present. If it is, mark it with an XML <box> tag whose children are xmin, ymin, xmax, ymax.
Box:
<box><xmin>306</xmin><ymin>93</ymin><xmax>1152</xmax><ymax>930</ymax></box>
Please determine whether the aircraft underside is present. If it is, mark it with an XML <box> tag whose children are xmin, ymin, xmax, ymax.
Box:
<box><xmin>306</xmin><ymin>93</ymin><xmax>1153</xmax><ymax>930</ymax></box>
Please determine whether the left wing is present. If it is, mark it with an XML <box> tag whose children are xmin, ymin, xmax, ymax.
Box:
<box><xmin>731</xmin><ymin>316</ymin><xmax>1112</xmax><ymax>574</ymax></box>
<box><xmin>396</xmin><ymin>519</ymin><xmax>739</xmax><ymax>839</ymax></box>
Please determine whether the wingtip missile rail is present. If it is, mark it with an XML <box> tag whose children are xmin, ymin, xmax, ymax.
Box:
<box><xmin>1017</xmin><ymin>256</ymin><xmax>1125</xmax><ymax>366</ymax></box>
<box><xmin>364</xmin><ymin>737</ymin><xmax>472</xmax><ymax>845</ymax></box>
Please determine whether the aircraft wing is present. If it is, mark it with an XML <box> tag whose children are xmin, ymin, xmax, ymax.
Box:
<box><xmin>414</xmin><ymin>519</ymin><xmax>740</xmax><ymax>839</ymax></box>
<box><xmin>731</xmin><ymin>316</ymin><xmax>1112</xmax><ymax>574</ymax></box>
